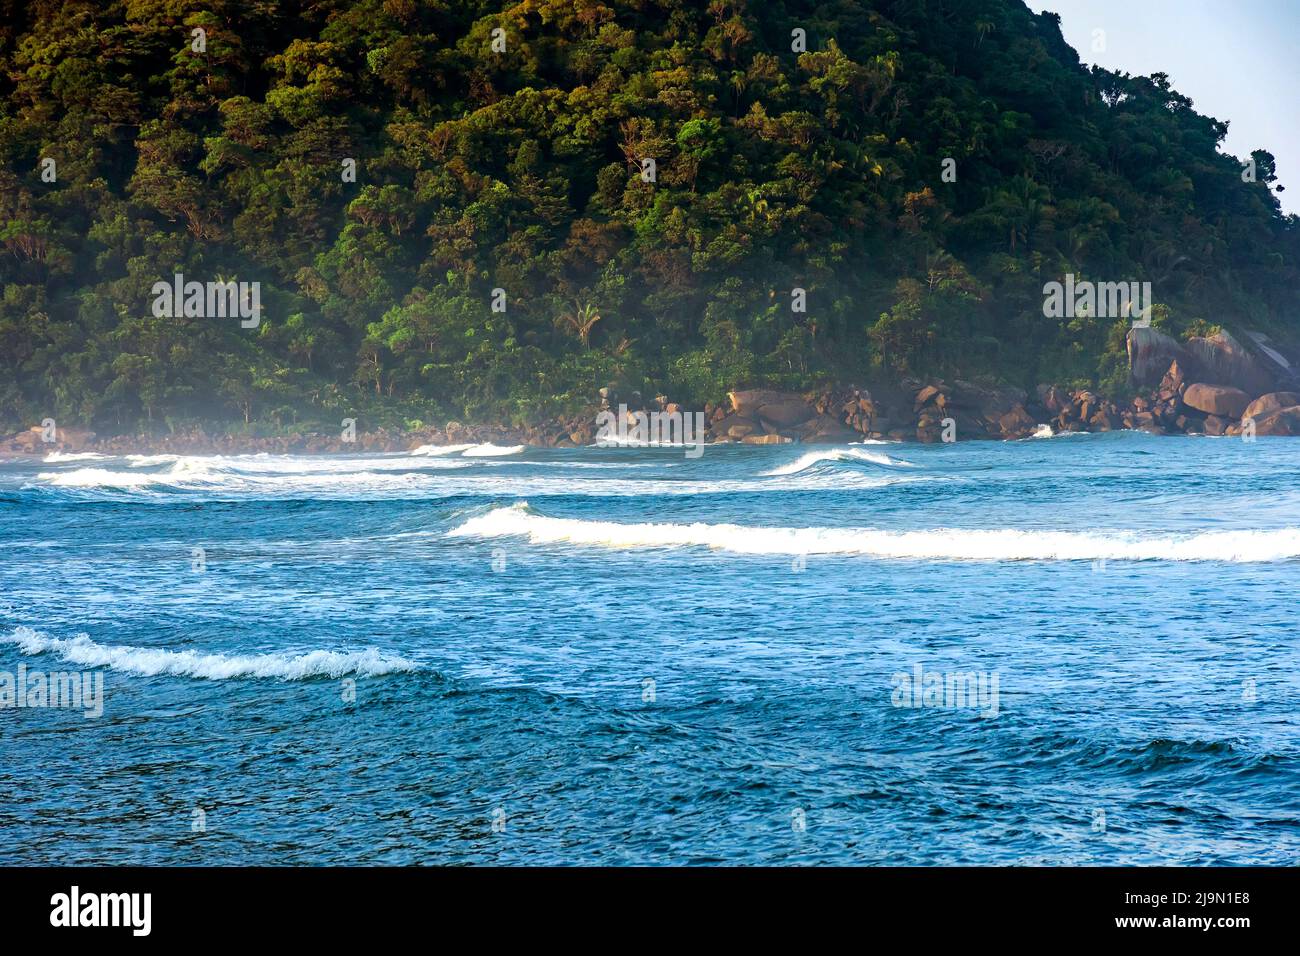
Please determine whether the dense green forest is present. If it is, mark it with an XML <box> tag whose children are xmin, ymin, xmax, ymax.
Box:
<box><xmin>1</xmin><ymin>0</ymin><xmax>1295</xmax><ymax>434</ymax></box>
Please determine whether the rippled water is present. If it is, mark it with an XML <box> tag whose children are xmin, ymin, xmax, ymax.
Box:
<box><xmin>1</xmin><ymin>433</ymin><xmax>1297</xmax><ymax>864</ymax></box>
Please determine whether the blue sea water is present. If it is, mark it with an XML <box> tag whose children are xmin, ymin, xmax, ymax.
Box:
<box><xmin>1</xmin><ymin>432</ymin><xmax>1297</xmax><ymax>865</ymax></box>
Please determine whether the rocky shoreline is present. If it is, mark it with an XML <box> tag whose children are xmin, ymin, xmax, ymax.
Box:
<box><xmin>6</xmin><ymin>329</ymin><xmax>1299</xmax><ymax>457</ymax></box>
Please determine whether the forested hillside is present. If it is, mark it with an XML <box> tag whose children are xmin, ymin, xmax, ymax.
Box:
<box><xmin>1</xmin><ymin>0</ymin><xmax>1295</xmax><ymax>434</ymax></box>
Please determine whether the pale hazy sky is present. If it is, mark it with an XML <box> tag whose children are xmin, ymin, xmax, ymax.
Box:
<box><xmin>1027</xmin><ymin>0</ymin><xmax>1297</xmax><ymax>214</ymax></box>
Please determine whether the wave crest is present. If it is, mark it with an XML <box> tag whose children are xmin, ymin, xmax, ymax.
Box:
<box><xmin>461</xmin><ymin>443</ymin><xmax>525</xmax><ymax>457</ymax></box>
<box><xmin>2</xmin><ymin>627</ymin><xmax>417</xmax><ymax>680</ymax></box>
<box><xmin>42</xmin><ymin>452</ymin><xmax>108</xmax><ymax>463</ymax></box>
<box><xmin>762</xmin><ymin>447</ymin><xmax>916</xmax><ymax>476</ymax></box>
<box><xmin>448</xmin><ymin>504</ymin><xmax>1300</xmax><ymax>562</ymax></box>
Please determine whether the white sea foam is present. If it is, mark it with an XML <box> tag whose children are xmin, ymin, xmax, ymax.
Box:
<box><xmin>408</xmin><ymin>442</ymin><xmax>523</xmax><ymax>457</ymax></box>
<box><xmin>761</xmin><ymin>447</ymin><xmax>915</xmax><ymax>476</ymax></box>
<box><xmin>39</xmin><ymin>458</ymin><xmax>224</xmax><ymax>488</ymax></box>
<box><xmin>408</xmin><ymin>443</ymin><xmax>476</xmax><ymax>456</ymax></box>
<box><xmin>41</xmin><ymin>452</ymin><xmax>108</xmax><ymax>463</ymax></box>
<box><xmin>36</xmin><ymin>467</ymin><xmax>159</xmax><ymax>488</ymax></box>
<box><xmin>26</xmin><ymin>452</ymin><xmax>937</xmax><ymax>499</ymax></box>
<box><xmin>1026</xmin><ymin>425</ymin><xmax>1088</xmax><ymax>440</ymax></box>
<box><xmin>449</xmin><ymin>504</ymin><xmax>1300</xmax><ymax>562</ymax></box>
<box><xmin>2</xmin><ymin>627</ymin><xmax>417</xmax><ymax>680</ymax></box>
<box><xmin>461</xmin><ymin>443</ymin><xmax>525</xmax><ymax>457</ymax></box>
<box><xmin>591</xmin><ymin>434</ymin><xmax>698</xmax><ymax>448</ymax></box>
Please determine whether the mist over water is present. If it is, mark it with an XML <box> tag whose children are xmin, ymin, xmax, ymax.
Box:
<box><xmin>2</xmin><ymin>432</ymin><xmax>1297</xmax><ymax>864</ymax></box>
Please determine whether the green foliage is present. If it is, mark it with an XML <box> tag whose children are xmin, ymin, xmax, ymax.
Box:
<box><xmin>0</xmin><ymin>0</ymin><xmax>1296</xmax><ymax>434</ymax></box>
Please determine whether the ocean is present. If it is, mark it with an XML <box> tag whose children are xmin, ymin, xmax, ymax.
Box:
<box><xmin>1</xmin><ymin>432</ymin><xmax>1297</xmax><ymax>865</ymax></box>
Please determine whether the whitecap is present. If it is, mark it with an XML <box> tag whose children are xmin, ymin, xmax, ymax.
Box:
<box><xmin>762</xmin><ymin>447</ymin><xmax>915</xmax><ymax>476</ymax></box>
<box><xmin>449</xmin><ymin>504</ymin><xmax>1300</xmax><ymax>563</ymax></box>
<box><xmin>461</xmin><ymin>443</ymin><xmax>525</xmax><ymax>457</ymax></box>
<box><xmin>408</xmin><ymin>443</ymin><xmax>476</xmax><ymax>456</ymax></box>
<box><xmin>2</xmin><ymin>627</ymin><xmax>417</xmax><ymax>680</ymax></box>
<box><xmin>41</xmin><ymin>452</ymin><xmax>108</xmax><ymax>463</ymax></box>
<box><xmin>35</xmin><ymin>467</ymin><xmax>158</xmax><ymax>489</ymax></box>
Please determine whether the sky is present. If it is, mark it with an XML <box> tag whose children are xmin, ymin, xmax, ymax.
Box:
<box><xmin>1026</xmin><ymin>0</ymin><xmax>1298</xmax><ymax>214</ymax></box>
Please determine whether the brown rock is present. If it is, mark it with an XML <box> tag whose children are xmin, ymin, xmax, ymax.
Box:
<box><xmin>756</xmin><ymin>399</ymin><xmax>815</xmax><ymax>427</ymax></box>
<box><xmin>729</xmin><ymin>389</ymin><xmax>802</xmax><ymax>416</ymax></box>
<box><xmin>799</xmin><ymin>414</ymin><xmax>857</xmax><ymax>443</ymax></box>
<box><xmin>1203</xmin><ymin>415</ymin><xmax>1226</xmax><ymax>436</ymax></box>
<box><xmin>997</xmin><ymin>404</ymin><xmax>1037</xmax><ymax>438</ymax></box>
<box><xmin>712</xmin><ymin>414</ymin><xmax>759</xmax><ymax>439</ymax></box>
<box><xmin>1128</xmin><ymin>327</ymin><xmax>1196</xmax><ymax>388</ymax></box>
<box><xmin>914</xmin><ymin>385</ymin><xmax>942</xmax><ymax>408</ymax></box>
<box><xmin>1037</xmin><ymin>385</ymin><xmax>1069</xmax><ymax>415</ymax></box>
<box><xmin>741</xmin><ymin>433</ymin><xmax>792</xmax><ymax>444</ymax></box>
<box><xmin>1159</xmin><ymin>359</ymin><xmax>1188</xmax><ymax>393</ymax></box>
<box><xmin>1089</xmin><ymin>410</ymin><xmax>1117</xmax><ymax>430</ymax></box>
<box><xmin>1252</xmin><ymin>405</ymin><xmax>1300</xmax><ymax>436</ymax></box>
<box><xmin>1182</xmin><ymin>384</ymin><xmax>1251</xmax><ymax>418</ymax></box>
<box><xmin>1185</xmin><ymin>330</ymin><xmax>1273</xmax><ymax>396</ymax></box>
<box><xmin>1242</xmin><ymin>392</ymin><xmax>1300</xmax><ymax>423</ymax></box>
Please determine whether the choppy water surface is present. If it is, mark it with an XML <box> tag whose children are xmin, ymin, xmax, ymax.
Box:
<box><xmin>1</xmin><ymin>433</ymin><xmax>1297</xmax><ymax>864</ymax></box>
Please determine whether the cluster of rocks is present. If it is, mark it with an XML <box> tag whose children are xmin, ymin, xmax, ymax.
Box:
<box><xmin>1121</xmin><ymin>326</ymin><xmax>1300</xmax><ymax>436</ymax></box>
<box><xmin>2</xmin><ymin>425</ymin><xmax>99</xmax><ymax>455</ymax></box>
<box><xmin>683</xmin><ymin>325</ymin><xmax>1300</xmax><ymax>444</ymax></box>
<box><xmin>7</xmin><ymin>325</ymin><xmax>1298</xmax><ymax>456</ymax></box>
<box><xmin>701</xmin><ymin>381</ymin><xmax>1040</xmax><ymax>444</ymax></box>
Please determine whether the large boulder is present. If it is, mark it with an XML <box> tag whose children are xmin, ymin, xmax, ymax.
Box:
<box><xmin>1159</xmin><ymin>359</ymin><xmax>1189</xmax><ymax>395</ymax></box>
<box><xmin>799</xmin><ymin>414</ymin><xmax>858</xmax><ymax>443</ymax></box>
<box><xmin>1128</xmin><ymin>327</ymin><xmax>1195</xmax><ymax>388</ymax></box>
<box><xmin>756</xmin><ymin>399</ymin><xmax>815</xmax><ymax>427</ymax></box>
<box><xmin>996</xmin><ymin>404</ymin><xmax>1037</xmax><ymax>438</ymax></box>
<box><xmin>1241</xmin><ymin>330</ymin><xmax>1300</xmax><ymax>386</ymax></box>
<box><xmin>1242</xmin><ymin>392</ymin><xmax>1300</xmax><ymax>422</ymax></box>
<box><xmin>56</xmin><ymin>427</ymin><xmax>96</xmax><ymax>450</ymax></box>
<box><xmin>1182</xmin><ymin>384</ymin><xmax>1251</xmax><ymax>418</ymax></box>
<box><xmin>712</xmin><ymin>414</ymin><xmax>759</xmax><ymax>440</ymax></box>
<box><xmin>1036</xmin><ymin>384</ymin><xmax>1070</xmax><ymax>415</ymax></box>
<box><xmin>728</xmin><ymin>389</ymin><xmax>801</xmax><ymax>416</ymax></box>
<box><xmin>914</xmin><ymin>384</ymin><xmax>942</xmax><ymax>409</ymax></box>
<box><xmin>1185</xmin><ymin>330</ymin><xmax>1274</xmax><ymax>395</ymax></box>
<box><xmin>1253</xmin><ymin>406</ymin><xmax>1300</xmax><ymax>436</ymax></box>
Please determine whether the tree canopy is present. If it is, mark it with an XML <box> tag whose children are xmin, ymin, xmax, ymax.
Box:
<box><xmin>1</xmin><ymin>0</ymin><xmax>1295</xmax><ymax>433</ymax></box>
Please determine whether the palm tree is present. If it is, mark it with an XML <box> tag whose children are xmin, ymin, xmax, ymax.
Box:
<box><xmin>555</xmin><ymin>299</ymin><xmax>602</xmax><ymax>349</ymax></box>
<box><xmin>729</xmin><ymin>71</ymin><xmax>747</xmax><ymax>116</ymax></box>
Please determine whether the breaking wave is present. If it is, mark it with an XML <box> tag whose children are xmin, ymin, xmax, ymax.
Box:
<box><xmin>2</xmin><ymin>627</ymin><xmax>417</xmax><ymax>680</ymax></box>
<box><xmin>41</xmin><ymin>452</ymin><xmax>108</xmax><ymax>463</ymax></box>
<box><xmin>761</xmin><ymin>447</ymin><xmax>916</xmax><ymax>476</ymax></box>
<box><xmin>448</xmin><ymin>503</ymin><xmax>1300</xmax><ymax>562</ymax></box>
<box><xmin>407</xmin><ymin>442</ymin><xmax>524</xmax><ymax>457</ymax></box>
<box><xmin>408</xmin><ymin>443</ymin><xmax>476</xmax><ymax>456</ymax></box>
<box><xmin>461</xmin><ymin>443</ymin><xmax>525</xmax><ymax>457</ymax></box>
<box><xmin>35</xmin><ymin>467</ymin><xmax>160</xmax><ymax>489</ymax></box>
